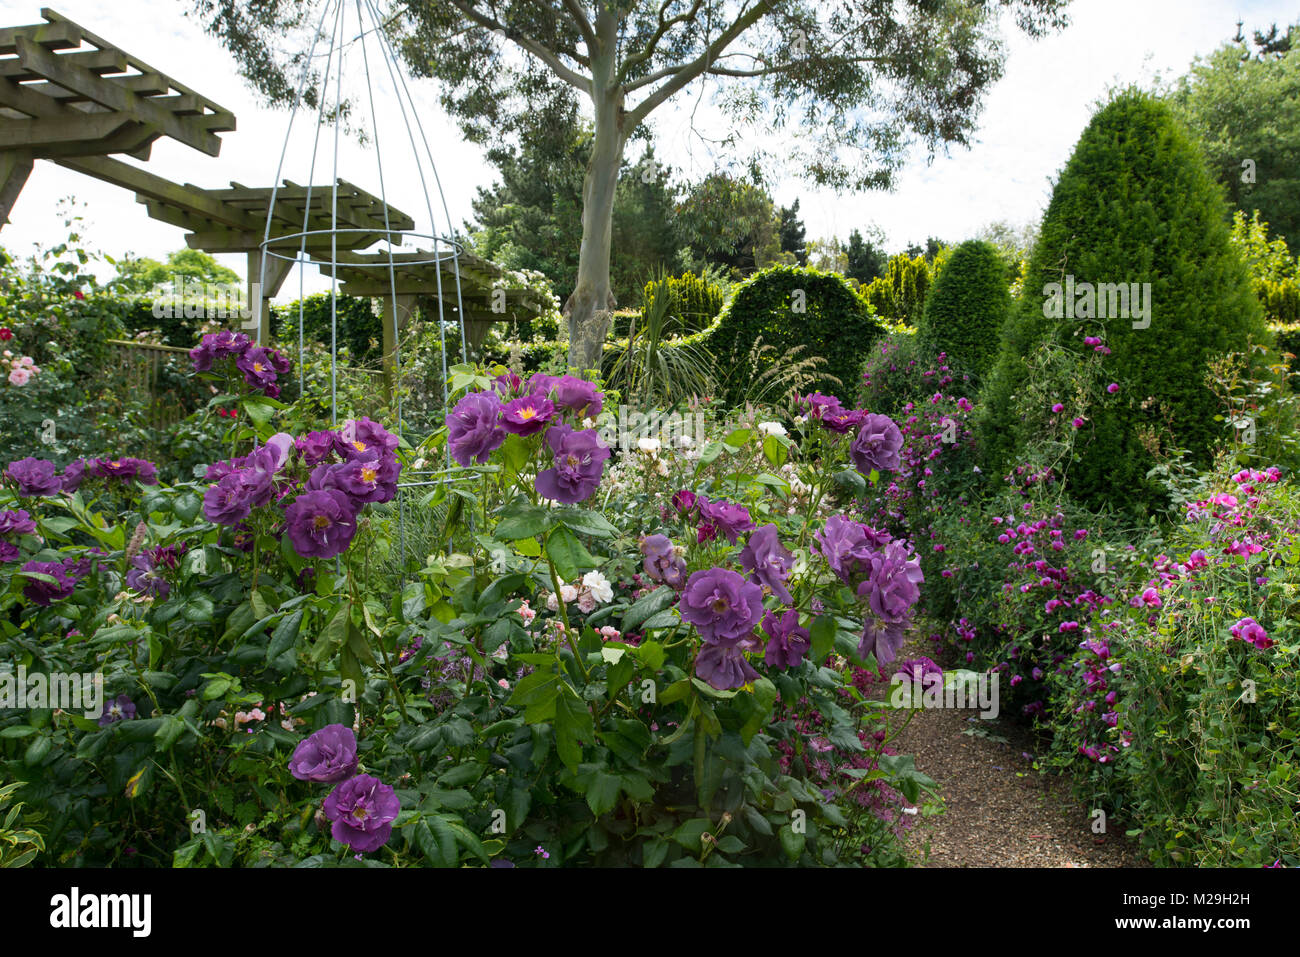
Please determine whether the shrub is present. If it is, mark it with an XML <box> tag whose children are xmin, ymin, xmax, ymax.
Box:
<box><xmin>916</xmin><ymin>240</ymin><xmax>1011</xmax><ymax>380</ymax></box>
<box><xmin>708</xmin><ymin>265</ymin><xmax>886</xmax><ymax>407</ymax></box>
<box><xmin>641</xmin><ymin>272</ymin><xmax>725</xmax><ymax>334</ymax></box>
<box><xmin>1048</xmin><ymin>463</ymin><xmax>1300</xmax><ymax>866</ymax></box>
<box><xmin>978</xmin><ymin>89</ymin><xmax>1270</xmax><ymax>514</ymax></box>
<box><xmin>860</xmin><ymin>253</ymin><xmax>936</xmax><ymax>327</ymax></box>
<box><xmin>1257</xmin><ymin>278</ymin><xmax>1300</xmax><ymax>324</ymax></box>
<box><xmin>271</xmin><ymin>293</ymin><xmax>382</xmax><ymax>362</ymax></box>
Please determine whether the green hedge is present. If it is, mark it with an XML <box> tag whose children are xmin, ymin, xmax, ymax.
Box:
<box><xmin>916</xmin><ymin>239</ymin><xmax>1010</xmax><ymax>380</ymax></box>
<box><xmin>707</xmin><ymin>265</ymin><xmax>886</xmax><ymax>406</ymax></box>
<box><xmin>977</xmin><ymin>89</ymin><xmax>1269</xmax><ymax>513</ymax></box>
<box><xmin>860</xmin><ymin>254</ymin><xmax>933</xmax><ymax>326</ymax></box>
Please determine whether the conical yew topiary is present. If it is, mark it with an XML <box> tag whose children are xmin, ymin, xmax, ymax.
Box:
<box><xmin>977</xmin><ymin>88</ymin><xmax>1269</xmax><ymax>512</ymax></box>
<box><xmin>917</xmin><ymin>239</ymin><xmax>1011</xmax><ymax>380</ymax></box>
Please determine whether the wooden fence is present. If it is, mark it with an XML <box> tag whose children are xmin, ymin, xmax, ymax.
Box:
<box><xmin>105</xmin><ymin>339</ymin><xmax>194</xmax><ymax>428</ymax></box>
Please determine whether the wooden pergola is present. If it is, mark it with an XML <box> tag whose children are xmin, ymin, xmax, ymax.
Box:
<box><xmin>0</xmin><ymin>7</ymin><xmax>552</xmax><ymax>393</ymax></box>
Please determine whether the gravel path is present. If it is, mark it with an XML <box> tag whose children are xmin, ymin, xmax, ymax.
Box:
<box><xmin>879</xmin><ymin>635</ymin><xmax>1147</xmax><ymax>868</ymax></box>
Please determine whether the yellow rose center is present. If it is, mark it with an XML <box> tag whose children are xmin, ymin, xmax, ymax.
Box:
<box><xmin>253</xmin><ymin>362</ymin><xmax>265</xmax><ymax>373</ymax></box>
<box><xmin>518</xmin><ymin>406</ymin><xmax>536</xmax><ymax>420</ymax></box>
<box><xmin>565</xmin><ymin>454</ymin><xmax>580</xmax><ymax>468</ymax></box>
<box><xmin>361</xmin><ymin>467</ymin><xmax>377</xmax><ymax>483</ymax></box>
<box><xmin>313</xmin><ymin>515</ymin><xmax>330</xmax><ymax>530</ymax></box>
<box><xmin>352</xmin><ymin>440</ymin><xmax>367</xmax><ymax>453</ymax></box>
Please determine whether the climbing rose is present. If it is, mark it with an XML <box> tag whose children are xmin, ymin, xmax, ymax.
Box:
<box><xmin>849</xmin><ymin>414</ymin><xmax>903</xmax><ymax>475</ymax></box>
<box><xmin>322</xmin><ymin>774</ymin><xmax>400</xmax><ymax>853</ymax></box>
<box><xmin>859</xmin><ymin>618</ymin><xmax>908</xmax><ymax>668</ymax></box>
<box><xmin>289</xmin><ymin>724</ymin><xmax>359</xmax><ymax>782</ymax></box>
<box><xmin>447</xmin><ymin>391</ymin><xmax>506</xmax><ymax>466</ymax></box>
<box><xmin>5</xmin><ymin>457</ymin><xmax>62</xmax><ymax>497</ymax></box>
<box><xmin>738</xmin><ymin>524</ymin><xmax>794</xmax><ymax>604</ymax></box>
<box><xmin>284</xmin><ymin>489</ymin><xmax>358</xmax><ymax>559</ymax></box>
<box><xmin>859</xmin><ymin>540</ymin><xmax>924</xmax><ymax>623</ymax></box>
<box><xmin>500</xmin><ymin>395</ymin><xmax>555</xmax><ymax>437</ymax></box>
<box><xmin>535</xmin><ymin>425</ymin><xmax>610</xmax><ymax>504</ymax></box>
<box><xmin>695</xmin><ymin>642</ymin><xmax>760</xmax><ymax>691</ymax></box>
<box><xmin>762</xmin><ymin>609</ymin><xmax>811</xmax><ymax>669</ymax></box>
<box><xmin>640</xmin><ymin>534</ymin><xmax>686</xmax><ymax>587</ymax></box>
<box><xmin>20</xmin><ymin>560</ymin><xmax>77</xmax><ymax>606</ymax></box>
<box><xmin>679</xmin><ymin>568</ymin><xmax>765</xmax><ymax>645</ymax></box>
<box><xmin>697</xmin><ymin>497</ymin><xmax>754</xmax><ymax>545</ymax></box>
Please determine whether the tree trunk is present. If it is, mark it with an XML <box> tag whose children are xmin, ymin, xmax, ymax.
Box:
<box><xmin>567</xmin><ymin>21</ymin><xmax>625</xmax><ymax>374</ymax></box>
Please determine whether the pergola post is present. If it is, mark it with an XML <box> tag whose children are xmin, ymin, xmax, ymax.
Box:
<box><xmin>0</xmin><ymin>151</ymin><xmax>33</xmax><ymax>226</ymax></box>
<box><xmin>380</xmin><ymin>294</ymin><xmax>419</xmax><ymax>400</ymax></box>
<box><xmin>246</xmin><ymin>251</ymin><xmax>292</xmax><ymax>345</ymax></box>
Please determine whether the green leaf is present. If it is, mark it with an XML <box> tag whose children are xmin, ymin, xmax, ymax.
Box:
<box><xmin>621</xmin><ymin>586</ymin><xmax>677</xmax><ymax>633</ymax></box>
<box><xmin>584</xmin><ymin>770</ymin><xmax>622</xmax><ymax>817</ymax></box>
<box><xmin>779</xmin><ymin>824</ymin><xmax>804</xmax><ymax>861</ymax></box>
<box><xmin>723</xmin><ymin>428</ymin><xmax>753</xmax><ymax>448</ymax></box>
<box><xmin>553</xmin><ymin>508</ymin><xmax>619</xmax><ymax>539</ymax></box>
<box><xmin>762</xmin><ymin>434</ymin><xmax>789</xmax><ymax>467</ymax></box>
<box><xmin>309</xmin><ymin>603</ymin><xmax>350</xmax><ymax>665</ymax></box>
<box><xmin>810</xmin><ymin>615</ymin><xmax>837</xmax><ymax>665</ymax></box>
<box><xmin>266</xmin><ymin>609</ymin><xmax>303</xmax><ymax>666</ymax></box>
<box><xmin>508</xmin><ymin>669</ymin><xmax>564</xmax><ymax>723</ymax></box>
<box><xmin>553</xmin><ymin>693</ymin><xmax>593</xmax><ymax>772</ymax></box>
<box><xmin>545</xmin><ymin>525</ymin><xmax>598</xmax><ymax>582</ymax></box>
<box><xmin>672</xmin><ymin>818</ymin><xmax>712</xmax><ymax>852</ymax></box>
<box><xmin>494</xmin><ymin>503</ymin><xmax>555</xmax><ymax>541</ymax></box>
<box><xmin>635</xmin><ymin>640</ymin><xmax>666</xmax><ymax>671</ymax></box>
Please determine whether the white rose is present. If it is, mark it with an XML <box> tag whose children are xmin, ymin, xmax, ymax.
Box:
<box><xmin>757</xmin><ymin>421</ymin><xmax>787</xmax><ymax>437</ymax></box>
<box><xmin>560</xmin><ymin>584</ymin><xmax>578</xmax><ymax>604</ymax></box>
<box><xmin>581</xmin><ymin>570</ymin><xmax>613</xmax><ymax>604</ymax></box>
<box><xmin>637</xmin><ymin>436</ymin><xmax>661</xmax><ymax>454</ymax></box>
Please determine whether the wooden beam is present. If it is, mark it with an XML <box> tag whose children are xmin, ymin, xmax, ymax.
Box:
<box><xmin>248</xmin><ymin>251</ymin><xmax>294</xmax><ymax>345</ymax></box>
<box><xmin>14</xmin><ymin>36</ymin><xmax>221</xmax><ymax>155</ymax></box>
<box><xmin>0</xmin><ymin>18</ymin><xmax>82</xmax><ymax>56</ymax></box>
<box><xmin>0</xmin><ymin>47</ymin><xmax>129</xmax><ymax>81</ymax></box>
<box><xmin>0</xmin><ymin>112</ymin><xmax>129</xmax><ymax>150</ymax></box>
<box><xmin>0</xmin><ymin>150</ymin><xmax>33</xmax><ymax>227</ymax></box>
<box><xmin>35</xmin><ymin>72</ymin><xmax>170</xmax><ymax>102</ymax></box>
<box><xmin>57</xmin><ymin>155</ymin><xmax>263</xmax><ymax>231</ymax></box>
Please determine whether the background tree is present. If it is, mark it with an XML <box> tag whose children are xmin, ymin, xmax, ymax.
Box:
<box><xmin>916</xmin><ymin>238</ymin><xmax>1009</xmax><ymax>379</ymax></box>
<box><xmin>677</xmin><ymin>170</ymin><xmax>786</xmax><ymax>279</ymax></box>
<box><xmin>192</xmin><ymin>0</ymin><xmax>1072</xmax><ymax>371</ymax></box>
<box><xmin>845</xmin><ymin>226</ymin><xmax>888</xmax><ymax>283</ymax></box>
<box><xmin>109</xmin><ymin>248</ymin><xmax>240</xmax><ymax>296</ymax></box>
<box><xmin>778</xmin><ymin>199</ymin><xmax>807</xmax><ymax>266</ymax></box>
<box><xmin>805</xmin><ymin>236</ymin><xmax>848</xmax><ymax>274</ymax></box>
<box><xmin>1167</xmin><ymin>19</ymin><xmax>1300</xmax><ymax>245</ymax></box>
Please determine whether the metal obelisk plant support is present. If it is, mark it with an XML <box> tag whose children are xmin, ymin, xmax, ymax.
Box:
<box><xmin>256</xmin><ymin>0</ymin><xmax>471</xmax><ymax>579</ymax></box>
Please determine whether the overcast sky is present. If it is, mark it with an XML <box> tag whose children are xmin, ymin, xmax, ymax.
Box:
<box><xmin>0</xmin><ymin>0</ymin><xmax>1294</xmax><ymax>298</ymax></box>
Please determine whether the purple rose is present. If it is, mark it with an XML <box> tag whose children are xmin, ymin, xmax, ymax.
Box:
<box><xmin>895</xmin><ymin>656</ymin><xmax>943</xmax><ymax>687</ymax></box>
<box><xmin>762</xmin><ymin>609</ymin><xmax>811</xmax><ymax>669</ymax></box>
<box><xmin>697</xmin><ymin>497</ymin><xmax>754</xmax><ymax>545</ymax></box>
<box><xmin>326</xmin><ymin>455</ymin><xmax>400</xmax><ymax>505</ymax></box>
<box><xmin>60</xmin><ymin>459</ymin><xmax>86</xmax><ymax>493</ymax></box>
<box><xmin>815</xmin><ymin>514</ymin><xmax>891</xmax><ymax>586</ymax></box>
<box><xmin>285</xmin><ymin>489</ymin><xmax>358</xmax><ymax>559</ymax></box>
<box><xmin>548</xmin><ymin>375</ymin><xmax>604</xmax><ymax>418</ymax></box>
<box><xmin>339</xmin><ymin>417</ymin><xmax>399</xmax><ymax>460</ymax></box>
<box><xmin>90</xmin><ymin>457</ymin><xmax>158</xmax><ymax>485</ymax></box>
<box><xmin>5</xmin><ymin>457</ymin><xmax>62</xmax><ymax>497</ymax></box>
<box><xmin>858</xmin><ymin>540</ymin><xmax>924</xmax><ymax>623</ymax></box>
<box><xmin>288</xmin><ymin>724</ymin><xmax>359</xmax><ymax>782</ymax></box>
<box><xmin>671</xmin><ymin>489</ymin><xmax>698</xmax><ymax>514</ymax></box>
<box><xmin>500</xmin><ymin>395</ymin><xmax>555</xmax><ymax>436</ymax></box>
<box><xmin>125</xmin><ymin>553</ymin><xmax>170</xmax><ymax>598</ymax></box>
<box><xmin>20</xmin><ymin>559</ymin><xmax>77</xmax><ymax>606</ymax></box>
<box><xmin>695</xmin><ymin>642</ymin><xmax>761</xmax><ymax>691</ymax></box>
<box><xmin>821</xmin><ymin>408</ymin><xmax>868</xmax><ymax>435</ymax></box>
<box><xmin>296</xmin><ymin>431</ymin><xmax>338</xmax><ymax>467</ymax></box>
<box><xmin>236</xmin><ymin>346</ymin><xmax>283</xmax><ymax>390</ymax></box>
<box><xmin>738</xmin><ymin>524</ymin><xmax>794</xmax><ymax>604</ymax></box>
<box><xmin>535</xmin><ymin>425</ymin><xmax>610</xmax><ymax>504</ymax></box>
<box><xmin>493</xmin><ymin>370</ymin><xmax>524</xmax><ymax>398</ymax></box>
<box><xmin>0</xmin><ymin>509</ymin><xmax>37</xmax><ymax>538</ymax></box>
<box><xmin>98</xmin><ymin>694</ymin><xmax>137</xmax><ymax>727</ymax></box>
<box><xmin>850</xmin><ymin>413</ymin><xmax>904</xmax><ymax>475</ymax></box>
<box><xmin>640</xmin><ymin>534</ymin><xmax>687</xmax><ymax>588</ymax></box>
<box><xmin>447</xmin><ymin>391</ymin><xmax>506</xmax><ymax>466</ymax></box>
<box><xmin>203</xmin><ymin>473</ymin><xmax>254</xmax><ymax>526</ymax></box>
<box><xmin>797</xmin><ymin>392</ymin><xmax>843</xmax><ymax>421</ymax></box>
<box><xmin>322</xmin><ymin>773</ymin><xmax>400</xmax><ymax>853</ymax></box>
<box><xmin>859</xmin><ymin>618</ymin><xmax>908</xmax><ymax>667</ymax></box>
<box><xmin>0</xmin><ymin>542</ymin><xmax>18</xmax><ymax>563</ymax></box>
<box><xmin>679</xmin><ymin>567</ymin><xmax>765</xmax><ymax>645</ymax></box>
